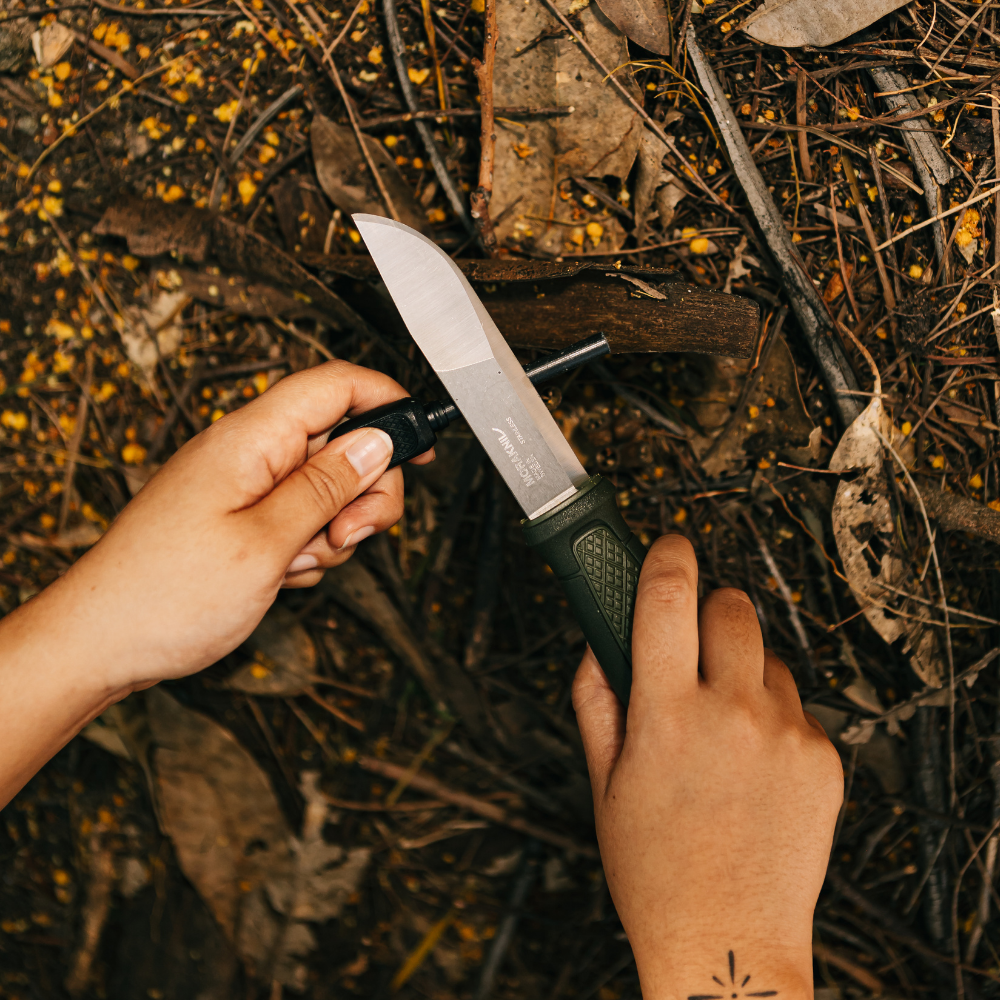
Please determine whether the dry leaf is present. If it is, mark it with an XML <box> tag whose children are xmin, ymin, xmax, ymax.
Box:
<box><xmin>594</xmin><ymin>0</ymin><xmax>672</xmax><ymax>54</ymax></box>
<box><xmin>0</xmin><ymin>0</ymin><xmax>34</xmax><ymax>72</ymax></box>
<box><xmin>265</xmin><ymin>772</ymin><xmax>371</xmax><ymax>923</ymax></box>
<box><xmin>723</xmin><ymin>235</ymin><xmax>754</xmax><ymax>295</ymax></box>
<box><xmin>224</xmin><ymin>606</ymin><xmax>319</xmax><ymax>697</ymax></box>
<box><xmin>31</xmin><ymin>21</ymin><xmax>74</xmax><ymax>69</ymax></box>
<box><xmin>633</xmin><ymin>129</ymin><xmax>690</xmax><ymax>244</ymax></box>
<box><xmin>829</xmin><ymin>394</ymin><xmax>943</xmax><ymax>687</ymax></box>
<box><xmin>491</xmin><ymin>0</ymin><xmax>642</xmax><ymax>256</ymax></box>
<box><xmin>93</xmin><ymin>197</ymin><xmax>369</xmax><ymax>337</ymax></box>
<box><xmin>311</xmin><ymin>115</ymin><xmax>427</xmax><ymax>233</ymax></box>
<box><xmin>147</xmin><ymin>689</ymin><xmax>368</xmax><ymax>989</ymax></box>
<box><xmin>742</xmin><ymin>0</ymin><xmax>910</xmax><ymax>48</ymax></box>
<box><xmin>805</xmin><ymin>703</ymin><xmax>905</xmax><ymax>795</ymax></box>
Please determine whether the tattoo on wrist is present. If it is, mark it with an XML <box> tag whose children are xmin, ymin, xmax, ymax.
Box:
<box><xmin>687</xmin><ymin>951</ymin><xmax>778</xmax><ymax>1000</ymax></box>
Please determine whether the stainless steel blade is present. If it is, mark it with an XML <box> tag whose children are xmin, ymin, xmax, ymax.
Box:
<box><xmin>354</xmin><ymin>215</ymin><xmax>588</xmax><ymax>519</ymax></box>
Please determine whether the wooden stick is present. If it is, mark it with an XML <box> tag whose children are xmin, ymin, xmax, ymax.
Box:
<box><xmin>357</xmin><ymin>755</ymin><xmax>599</xmax><ymax>857</ymax></box>
<box><xmin>470</xmin><ymin>0</ymin><xmax>498</xmax><ymax>255</ymax></box>
<box><xmin>841</xmin><ymin>152</ymin><xmax>896</xmax><ymax>315</ymax></box>
<box><xmin>359</xmin><ymin>105</ymin><xmax>570</xmax><ymax>129</ymax></box>
<box><xmin>795</xmin><ymin>68</ymin><xmax>813</xmax><ymax>183</ymax></box>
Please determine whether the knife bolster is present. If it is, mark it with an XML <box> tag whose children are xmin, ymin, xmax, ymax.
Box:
<box><xmin>521</xmin><ymin>475</ymin><xmax>646</xmax><ymax>705</ymax></box>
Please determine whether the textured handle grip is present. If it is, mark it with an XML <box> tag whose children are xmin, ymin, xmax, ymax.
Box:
<box><xmin>521</xmin><ymin>476</ymin><xmax>645</xmax><ymax>706</ymax></box>
<box><xmin>328</xmin><ymin>397</ymin><xmax>437</xmax><ymax>469</ymax></box>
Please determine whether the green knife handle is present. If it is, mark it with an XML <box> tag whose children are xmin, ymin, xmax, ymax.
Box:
<box><xmin>521</xmin><ymin>476</ymin><xmax>645</xmax><ymax>706</ymax></box>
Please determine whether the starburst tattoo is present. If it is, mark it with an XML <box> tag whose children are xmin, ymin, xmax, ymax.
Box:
<box><xmin>687</xmin><ymin>951</ymin><xmax>778</xmax><ymax>1000</ymax></box>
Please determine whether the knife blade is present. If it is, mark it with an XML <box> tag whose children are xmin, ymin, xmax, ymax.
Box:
<box><xmin>354</xmin><ymin>214</ymin><xmax>645</xmax><ymax>704</ymax></box>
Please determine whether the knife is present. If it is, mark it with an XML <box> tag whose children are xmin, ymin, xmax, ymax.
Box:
<box><xmin>353</xmin><ymin>214</ymin><xmax>645</xmax><ymax>705</ymax></box>
<box><xmin>328</xmin><ymin>332</ymin><xmax>611</xmax><ymax>468</ymax></box>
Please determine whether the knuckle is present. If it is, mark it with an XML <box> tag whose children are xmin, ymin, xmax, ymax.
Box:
<box><xmin>298</xmin><ymin>462</ymin><xmax>351</xmax><ymax>514</ymax></box>
<box><xmin>708</xmin><ymin>586</ymin><xmax>754</xmax><ymax>609</ymax></box>
<box><xmin>637</xmin><ymin>573</ymin><xmax>694</xmax><ymax>612</ymax></box>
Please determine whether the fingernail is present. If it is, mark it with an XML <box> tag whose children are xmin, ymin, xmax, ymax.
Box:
<box><xmin>287</xmin><ymin>553</ymin><xmax>319</xmax><ymax>574</ymax></box>
<box><xmin>346</xmin><ymin>429</ymin><xmax>393</xmax><ymax>478</ymax></box>
<box><xmin>340</xmin><ymin>525</ymin><xmax>375</xmax><ymax>550</ymax></box>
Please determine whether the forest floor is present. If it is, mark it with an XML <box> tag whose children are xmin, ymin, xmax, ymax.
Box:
<box><xmin>3</xmin><ymin>0</ymin><xmax>1000</xmax><ymax>997</ymax></box>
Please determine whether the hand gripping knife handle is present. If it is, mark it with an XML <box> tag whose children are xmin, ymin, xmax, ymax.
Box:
<box><xmin>521</xmin><ymin>476</ymin><xmax>646</xmax><ymax>706</ymax></box>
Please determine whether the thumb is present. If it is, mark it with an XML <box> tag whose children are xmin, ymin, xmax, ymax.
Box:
<box><xmin>252</xmin><ymin>427</ymin><xmax>394</xmax><ymax>553</ymax></box>
<box><xmin>572</xmin><ymin>646</ymin><xmax>626</xmax><ymax>800</ymax></box>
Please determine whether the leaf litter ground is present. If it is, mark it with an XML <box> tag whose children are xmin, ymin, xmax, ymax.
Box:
<box><xmin>5</xmin><ymin>0</ymin><xmax>1000</xmax><ymax>997</ymax></box>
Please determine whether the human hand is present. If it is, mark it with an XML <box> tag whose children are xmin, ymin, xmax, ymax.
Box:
<box><xmin>6</xmin><ymin>360</ymin><xmax>429</xmax><ymax>695</ymax></box>
<box><xmin>572</xmin><ymin>535</ymin><xmax>842</xmax><ymax>999</ymax></box>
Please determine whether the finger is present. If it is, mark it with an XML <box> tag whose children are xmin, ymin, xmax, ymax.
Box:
<box><xmin>198</xmin><ymin>361</ymin><xmax>413</xmax><ymax>488</ymax></box>
<box><xmin>572</xmin><ymin>647</ymin><xmax>625</xmax><ymax>801</ymax></box>
<box><xmin>250</xmin><ymin>426</ymin><xmax>394</xmax><ymax>559</ymax></box>
<box><xmin>631</xmin><ymin>534</ymin><xmax>700</xmax><ymax>703</ymax></box>
<box><xmin>327</xmin><ymin>467</ymin><xmax>404</xmax><ymax>550</ymax></box>
<box><xmin>698</xmin><ymin>587</ymin><xmax>764</xmax><ymax>694</ymax></box>
<box><xmin>409</xmin><ymin>447</ymin><xmax>436</xmax><ymax>466</ymax></box>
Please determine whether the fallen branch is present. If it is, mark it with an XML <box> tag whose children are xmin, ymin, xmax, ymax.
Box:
<box><xmin>686</xmin><ymin>27</ymin><xmax>860</xmax><ymax>426</ymax></box>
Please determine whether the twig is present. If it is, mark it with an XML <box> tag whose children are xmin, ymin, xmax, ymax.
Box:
<box><xmin>269</xmin><ymin>318</ymin><xmax>335</xmax><ymax>361</ymax></box>
<box><xmin>383</xmin><ymin>0</ymin><xmax>474</xmax><ymax>233</ymax></box>
<box><xmin>322</xmin><ymin>0</ymin><xmax>367</xmax><ymax>58</ymax></box>
<box><xmin>930</xmin><ymin>0</ymin><xmax>995</xmax><ymax>71</ymax></box>
<box><xmin>284</xmin><ymin>698</ymin><xmax>338</xmax><ymax>761</ymax></box>
<box><xmin>590</xmin><ymin>362</ymin><xmax>688</xmax><ymax>437</ymax></box>
<box><xmin>360</xmin><ymin>105</ymin><xmax>570</xmax><ymax>129</ymax></box>
<box><xmin>473</xmin><ymin>846</ymin><xmax>539</xmax><ymax>1000</ymax></box>
<box><xmin>228</xmin><ymin>83</ymin><xmax>302</xmax><ymax>166</ymax></box>
<box><xmin>876</xmin><ymin>183</ymin><xmax>1000</xmax><ymax>252</ymax></box>
<box><xmin>91</xmin><ymin>0</ymin><xmax>230</xmax><ymax>13</ymax></box>
<box><xmin>739</xmin><ymin>120</ymin><xmax>924</xmax><ymax>195</ymax></box>
<box><xmin>59</xmin><ymin>352</ymin><xmax>94</xmax><ymax>535</ymax></box>
<box><xmin>841</xmin><ymin>151</ymin><xmax>896</xmax><ymax>318</ymax></box>
<box><xmin>952</xmin><ymin>817</ymin><xmax>1000</xmax><ymax>998</ymax></box>
<box><xmin>869</xmin><ymin>146</ymin><xmax>903</xmax><ymax>303</ymax></box>
<box><xmin>795</xmin><ymin>68</ymin><xmax>813</xmax><ymax>183</ymax></box>
<box><xmin>385</xmin><ymin>724</ymin><xmax>452</xmax><ymax>806</ymax></box>
<box><xmin>744</xmin><ymin>513</ymin><xmax>816</xmax><ymax>684</ymax></box>
<box><xmin>64</xmin><ymin>841</ymin><xmax>115</xmax><ymax>996</ymax></box>
<box><xmin>812</xmin><ymin>941</ymin><xmax>884</xmax><ymax>994</ymax></box>
<box><xmin>210</xmin><ymin>59</ymin><xmax>252</xmax><ymax>210</ymax></box>
<box><xmin>470</xmin><ymin>0</ymin><xmax>498</xmax><ymax>254</ymax></box>
<box><xmin>830</xmin><ymin>182</ymin><xmax>862</xmax><ymax>326</ymax></box>
<box><xmin>357</xmin><ymin>756</ymin><xmax>599</xmax><ymax>857</ymax></box>
<box><xmin>303</xmin><ymin>686</ymin><xmax>365</xmax><ymax>731</ymax></box>
<box><xmin>873</xmin><ymin>428</ymin><xmax>956</xmax><ymax>812</ymax></box>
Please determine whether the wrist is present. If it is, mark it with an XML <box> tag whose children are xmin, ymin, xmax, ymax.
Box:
<box><xmin>633</xmin><ymin>938</ymin><xmax>813</xmax><ymax>1000</ymax></box>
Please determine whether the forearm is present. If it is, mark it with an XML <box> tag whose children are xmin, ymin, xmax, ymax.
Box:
<box><xmin>0</xmin><ymin>581</ymin><xmax>125</xmax><ymax>809</ymax></box>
